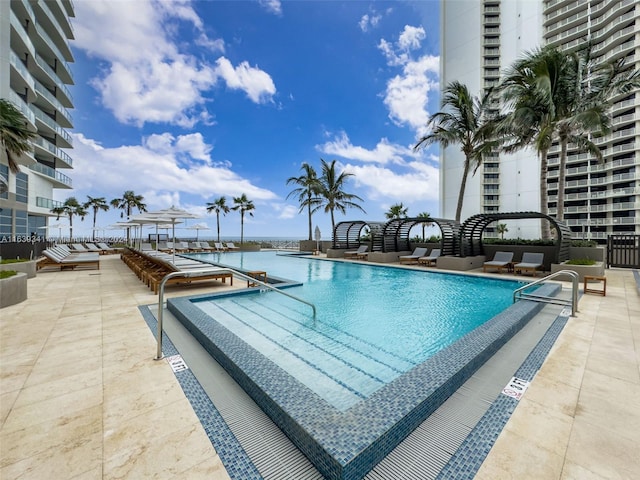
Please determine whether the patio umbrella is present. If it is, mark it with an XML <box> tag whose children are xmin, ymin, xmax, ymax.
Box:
<box><xmin>109</xmin><ymin>221</ymin><xmax>142</xmax><ymax>248</ymax></box>
<box><xmin>38</xmin><ymin>222</ymin><xmax>69</xmax><ymax>241</ymax></box>
<box><xmin>315</xmin><ymin>225</ymin><xmax>321</xmax><ymax>253</ymax></box>
<box><xmin>186</xmin><ymin>222</ymin><xmax>210</xmax><ymax>241</ymax></box>
<box><xmin>135</xmin><ymin>206</ymin><xmax>200</xmax><ymax>262</ymax></box>
<box><xmin>131</xmin><ymin>215</ymin><xmax>183</xmax><ymax>251</ymax></box>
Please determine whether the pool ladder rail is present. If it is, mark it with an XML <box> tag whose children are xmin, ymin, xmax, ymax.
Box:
<box><xmin>513</xmin><ymin>269</ymin><xmax>579</xmax><ymax>317</ymax></box>
<box><xmin>154</xmin><ymin>268</ymin><xmax>317</xmax><ymax>360</ymax></box>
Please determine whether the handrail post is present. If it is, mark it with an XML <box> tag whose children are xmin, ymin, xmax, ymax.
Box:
<box><xmin>513</xmin><ymin>269</ymin><xmax>580</xmax><ymax>316</ymax></box>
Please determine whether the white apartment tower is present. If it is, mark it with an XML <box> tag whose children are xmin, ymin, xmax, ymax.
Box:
<box><xmin>440</xmin><ymin>0</ymin><xmax>639</xmax><ymax>241</ymax></box>
<box><xmin>0</xmin><ymin>0</ymin><xmax>74</xmax><ymax>237</ymax></box>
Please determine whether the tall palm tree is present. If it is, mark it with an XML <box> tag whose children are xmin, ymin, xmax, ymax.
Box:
<box><xmin>385</xmin><ymin>202</ymin><xmax>408</xmax><ymax>220</ymax></box>
<box><xmin>414</xmin><ymin>81</ymin><xmax>498</xmax><ymax>222</ymax></box>
<box><xmin>286</xmin><ymin>163</ymin><xmax>322</xmax><ymax>240</ymax></box>
<box><xmin>206</xmin><ymin>196</ymin><xmax>230</xmax><ymax>243</ymax></box>
<box><xmin>110</xmin><ymin>190</ymin><xmax>147</xmax><ymax>243</ymax></box>
<box><xmin>0</xmin><ymin>98</ymin><xmax>35</xmax><ymax>175</ymax></box>
<box><xmin>417</xmin><ymin>211</ymin><xmax>433</xmax><ymax>241</ymax></box>
<box><xmin>51</xmin><ymin>197</ymin><xmax>87</xmax><ymax>239</ymax></box>
<box><xmin>315</xmin><ymin>159</ymin><xmax>366</xmax><ymax>235</ymax></box>
<box><xmin>231</xmin><ymin>193</ymin><xmax>255</xmax><ymax>245</ymax></box>
<box><xmin>83</xmin><ymin>196</ymin><xmax>110</xmax><ymax>240</ymax></box>
<box><xmin>500</xmin><ymin>44</ymin><xmax>640</xmax><ymax>225</ymax></box>
<box><xmin>496</xmin><ymin>223</ymin><xmax>508</xmax><ymax>239</ymax></box>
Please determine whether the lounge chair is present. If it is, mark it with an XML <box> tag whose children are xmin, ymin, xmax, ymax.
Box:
<box><xmin>96</xmin><ymin>242</ymin><xmax>117</xmax><ymax>254</ymax></box>
<box><xmin>225</xmin><ymin>242</ymin><xmax>240</xmax><ymax>250</ymax></box>
<box><xmin>71</xmin><ymin>243</ymin><xmax>89</xmax><ymax>252</ymax></box>
<box><xmin>188</xmin><ymin>242</ymin><xmax>202</xmax><ymax>252</ymax></box>
<box><xmin>197</xmin><ymin>242</ymin><xmax>215</xmax><ymax>251</ymax></box>
<box><xmin>399</xmin><ymin>247</ymin><xmax>429</xmax><ymax>264</ymax></box>
<box><xmin>418</xmin><ymin>249</ymin><xmax>441</xmax><ymax>267</ymax></box>
<box><xmin>37</xmin><ymin>248</ymin><xmax>100</xmax><ymax>271</ymax></box>
<box><xmin>85</xmin><ymin>243</ymin><xmax>103</xmax><ymax>253</ymax></box>
<box><xmin>344</xmin><ymin>245</ymin><xmax>367</xmax><ymax>259</ymax></box>
<box><xmin>482</xmin><ymin>251</ymin><xmax>514</xmax><ymax>273</ymax></box>
<box><xmin>514</xmin><ymin>252</ymin><xmax>544</xmax><ymax>276</ymax></box>
<box><xmin>214</xmin><ymin>242</ymin><xmax>227</xmax><ymax>252</ymax></box>
<box><xmin>140</xmin><ymin>243</ymin><xmax>154</xmax><ymax>252</ymax></box>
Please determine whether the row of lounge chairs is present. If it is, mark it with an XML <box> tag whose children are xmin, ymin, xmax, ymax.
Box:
<box><xmin>121</xmin><ymin>248</ymin><xmax>234</xmax><ymax>294</ymax></box>
<box><xmin>67</xmin><ymin>243</ymin><xmax>116</xmax><ymax>254</ymax></box>
<box><xmin>141</xmin><ymin>241</ymin><xmax>240</xmax><ymax>253</ymax></box>
<box><xmin>37</xmin><ymin>245</ymin><xmax>100</xmax><ymax>271</ymax></box>
<box><xmin>344</xmin><ymin>245</ymin><xmax>544</xmax><ymax>276</ymax></box>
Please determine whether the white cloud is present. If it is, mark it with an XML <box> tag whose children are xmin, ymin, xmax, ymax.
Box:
<box><xmin>378</xmin><ymin>26</ymin><xmax>439</xmax><ymax>135</ymax></box>
<box><xmin>317</xmin><ymin>132</ymin><xmax>415</xmax><ymax>165</ymax></box>
<box><xmin>214</xmin><ymin>57</ymin><xmax>276</xmax><ymax>104</ymax></box>
<box><xmin>259</xmin><ymin>0</ymin><xmax>282</xmax><ymax>15</ymax></box>
<box><xmin>70</xmin><ymin>133</ymin><xmax>277</xmax><ymax>209</ymax></box>
<box><xmin>359</xmin><ymin>13</ymin><xmax>382</xmax><ymax>32</ymax></box>
<box><xmin>72</xmin><ymin>0</ymin><xmax>274</xmax><ymax>126</ymax></box>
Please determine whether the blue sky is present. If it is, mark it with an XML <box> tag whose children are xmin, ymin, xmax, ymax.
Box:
<box><xmin>64</xmin><ymin>0</ymin><xmax>441</xmax><ymax>239</ymax></box>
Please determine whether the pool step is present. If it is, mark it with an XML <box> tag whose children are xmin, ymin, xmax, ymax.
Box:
<box><xmin>197</xmin><ymin>299</ymin><xmax>393</xmax><ymax>410</ymax></box>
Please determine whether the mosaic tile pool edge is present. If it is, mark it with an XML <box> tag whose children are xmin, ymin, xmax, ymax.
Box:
<box><xmin>167</xmin><ymin>282</ymin><xmax>562</xmax><ymax>480</ymax></box>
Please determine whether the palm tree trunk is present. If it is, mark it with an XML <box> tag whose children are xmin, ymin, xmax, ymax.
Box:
<box><xmin>539</xmin><ymin>148</ymin><xmax>551</xmax><ymax>240</ymax></box>
<box><xmin>330</xmin><ymin>209</ymin><xmax>335</xmax><ymax>240</ymax></box>
<box><xmin>92</xmin><ymin>209</ymin><xmax>97</xmax><ymax>241</ymax></box>
<box><xmin>216</xmin><ymin>212</ymin><xmax>220</xmax><ymax>243</ymax></box>
<box><xmin>557</xmin><ymin>139</ymin><xmax>568</xmax><ymax>222</ymax></box>
<box><xmin>455</xmin><ymin>158</ymin><xmax>471</xmax><ymax>223</ymax></box>
<box><xmin>307</xmin><ymin>201</ymin><xmax>313</xmax><ymax>241</ymax></box>
<box><xmin>240</xmin><ymin>212</ymin><xmax>244</xmax><ymax>244</ymax></box>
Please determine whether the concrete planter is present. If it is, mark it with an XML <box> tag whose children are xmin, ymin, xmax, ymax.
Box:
<box><xmin>0</xmin><ymin>272</ymin><xmax>27</xmax><ymax>308</ymax></box>
<box><xmin>238</xmin><ymin>244</ymin><xmax>261</xmax><ymax>252</ymax></box>
<box><xmin>0</xmin><ymin>260</ymin><xmax>37</xmax><ymax>278</ymax></box>
<box><xmin>550</xmin><ymin>262</ymin><xmax>604</xmax><ymax>282</ymax></box>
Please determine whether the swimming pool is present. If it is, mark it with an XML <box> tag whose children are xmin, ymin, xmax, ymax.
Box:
<box><xmin>169</xmin><ymin>252</ymin><xmax>558</xmax><ymax>480</ymax></box>
<box><xmin>187</xmin><ymin>252</ymin><xmax>521</xmax><ymax>410</ymax></box>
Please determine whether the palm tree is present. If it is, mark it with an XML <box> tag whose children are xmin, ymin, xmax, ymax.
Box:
<box><xmin>110</xmin><ymin>190</ymin><xmax>147</xmax><ymax>243</ymax></box>
<box><xmin>496</xmin><ymin>223</ymin><xmax>508</xmax><ymax>239</ymax></box>
<box><xmin>206</xmin><ymin>196</ymin><xmax>230</xmax><ymax>243</ymax></box>
<box><xmin>500</xmin><ymin>44</ymin><xmax>640</xmax><ymax>225</ymax></box>
<box><xmin>51</xmin><ymin>197</ymin><xmax>87</xmax><ymax>239</ymax></box>
<box><xmin>385</xmin><ymin>202</ymin><xmax>408</xmax><ymax>220</ymax></box>
<box><xmin>417</xmin><ymin>211</ymin><xmax>433</xmax><ymax>241</ymax></box>
<box><xmin>286</xmin><ymin>163</ymin><xmax>322</xmax><ymax>240</ymax></box>
<box><xmin>83</xmin><ymin>196</ymin><xmax>110</xmax><ymax>240</ymax></box>
<box><xmin>231</xmin><ymin>193</ymin><xmax>255</xmax><ymax>245</ymax></box>
<box><xmin>0</xmin><ymin>98</ymin><xmax>35</xmax><ymax>174</ymax></box>
<box><xmin>414</xmin><ymin>81</ymin><xmax>498</xmax><ymax>222</ymax></box>
<box><xmin>315</xmin><ymin>159</ymin><xmax>366</xmax><ymax>235</ymax></box>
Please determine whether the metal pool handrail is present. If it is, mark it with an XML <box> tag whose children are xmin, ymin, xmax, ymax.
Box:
<box><xmin>513</xmin><ymin>269</ymin><xmax>579</xmax><ymax>317</ymax></box>
<box><xmin>155</xmin><ymin>268</ymin><xmax>317</xmax><ymax>360</ymax></box>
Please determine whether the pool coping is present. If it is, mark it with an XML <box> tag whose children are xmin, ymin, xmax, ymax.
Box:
<box><xmin>166</xmin><ymin>274</ymin><xmax>560</xmax><ymax>480</ymax></box>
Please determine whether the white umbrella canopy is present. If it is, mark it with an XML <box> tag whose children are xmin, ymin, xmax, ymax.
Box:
<box><xmin>38</xmin><ymin>222</ymin><xmax>69</xmax><ymax>240</ymax></box>
<box><xmin>186</xmin><ymin>222</ymin><xmax>210</xmax><ymax>241</ymax></box>
<box><xmin>135</xmin><ymin>206</ymin><xmax>200</xmax><ymax>261</ymax></box>
<box><xmin>131</xmin><ymin>215</ymin><xmax>184</xmax><ymax>251</ymax></box>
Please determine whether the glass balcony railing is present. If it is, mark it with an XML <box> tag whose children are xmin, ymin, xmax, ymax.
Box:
<box><xmin>35</xmin><ymin>0</ymin><xmax>73</xmax><ymax>59</ymax></box>
<box><xmin>33</xmin><ymin>79</ymin><xmax>73</xmax><ymax>127</ymax></box>
<box><xmin>29</xmin><ymin>162</ymin><xmax>72</xmax><ymax>188</ymax></box>
<box><xmin>31</xmin><ymin>136</ymin><xmax>73</xmax><ymax>167</ymax></box>
<box><xmin>34</xmin><ymin>54</ymin><xmax>73</xmax><ymax>107</ymax></box>
<box><xmin>8</xmin><ymin>91</ymin><xmax>36</xmax><ymax>128</ymax></box>
<box><xmin>36</xmin><ymin>196</ymin><xmax>63</xmax><ymax>209</ymax></box>
<box><xmin>32</xmin><ymin>106</ymin><xmax>73</xmax><ymax>147</ymax></box>
<box><xmin>9</xmin><ymin>11</ymin><xmax>36</xmax><ymax>57</ymax></box>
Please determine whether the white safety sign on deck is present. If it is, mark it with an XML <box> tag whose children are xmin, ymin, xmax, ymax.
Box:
<box><xmin>502</xmin><ymin>376</ymin><xmax>530</xmax><ymax>400</ymax></box>
<box><xmin>167</xmin><ymin>354</ymin><xmax>189</xmax><ymax>373</ymax></box>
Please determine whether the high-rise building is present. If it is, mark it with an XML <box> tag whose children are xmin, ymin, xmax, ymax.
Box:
<box><xmin>440</xmin><ymin>0</ymin><xmax>639</xmax><ymax>241</ymax></box>
<box><xmin>0</xmin><ymin>0</ymin><xmax>74</xmax><ymax>238</ymax></box>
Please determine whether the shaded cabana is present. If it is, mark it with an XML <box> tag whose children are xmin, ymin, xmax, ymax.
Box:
<box><xmin>459</xmin><ymin>212</ymin><xmax>572</xmax><ymax>262</ymax></box>
<box><xmin>382</xmin><ymin>218</ymin><xmax>460</xmax><ymax>255</ymax></box>
<box><xmin>332</xmin><ymin>221</ymin><xmax>385</xmax><ymax>250</ymax></box>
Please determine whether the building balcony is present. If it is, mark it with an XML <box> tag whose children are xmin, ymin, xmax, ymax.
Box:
<box><xmin>29</xmin><ymin>163</ymin><xmax>72</xmax><ymax>189</ymax></box>
<box><xmin>9</xmin><ymin>10</ymin><xmax>36</xmax><ymax>59</ymax></box>
<box><xmin>31</xmin><ymin>23</ymin><xmax>74</xmax><ymax>83</ymax></box>
<box><xmin>33</xmin><ymin>80</ymin><xmax>73</xmax><ymax>128</ymax></box>
<box><xmin>591</xmin><ymin>8</ymin><xmax>636</xmax><ymax>44</ymax></box>
<box><xmin>33</xmin><ymin>54</ymin><xmax>73</xmax><ymax>107</ymax></box>
<box><xmin>592</xmin><ymin>25</ymin><xmax>636</xmax><ymax>55</ymax></box>
<box><xmin>32</xmin><ymin>105</ymin><xmax>73</xmax><ymax>149</ymax></box>
<box><xmin>9</xmin><ymin>50</ymin><xmax>36</xmax><ymax>103</ymax></box>
<box><xmin>31</xmin><ymin>136</ymin><xmax>73</xmax><ymax>168</ymax></box>
<box><xmin>545</xmin><ymin>8</ymin><xmax>588</xmax><ymax>36</ymax></box>
<box><xmin>33</xmin><ymin>0</ymin><xmax>74</xmax><ymax>59</ymax></box>
<box><xmin>8</xmin><ymin>91</ymin><xmax>36</xmax><ymax>132</ymax></box>
<box><xmin>544</xmin><ymin>0</ymin><xmax>583</xmax><ymax>23</ymax></box>
<box><xmin>549</xmin><ymin>187</ymin><xmax>637</xmax><ymax>202</ymax></box>
<box><xmin>36</xmin><ymin>196</ymin><xmax>63</xmax><ymax>210</ymax></box>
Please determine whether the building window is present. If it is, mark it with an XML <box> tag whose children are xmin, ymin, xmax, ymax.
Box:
<box><xmin>15</xmin><ymin>210</ymin><xmax>28</xmax><ymax>235</ymax></box>
<box><xmin>0</xmin><ymin>208</ymin><xmax>12</xmax><ymax>236</ymax></box>
<box><xmin>0</xmin><ymin>164</ymin><xmax>8</xmax><ymax>200</ymax></box>
<box><xmin>15</xmin><ymin>172</ymin><xmax>28</xmax><ymax>203</ymax></box>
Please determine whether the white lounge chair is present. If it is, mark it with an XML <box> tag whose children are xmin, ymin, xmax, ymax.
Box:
<box><xmin>197</xmin><ymin>242</ymin><xmax>215</xmax><ymax>251</ymax></box>
<box><xmin>344</xmin><ymin>245</ymin><xmax>367</xmax><ymax>259</ymax></box>
<box><xmin>214</xmin><ymin>242</ymin><xmax>227</xmax><ymax>252</ymax></box>
<box><xmin>482</xmin><ymin>251</ymin><xmax>514</xmax><ymax>273</ymax></box>
<box><xmin>71</xmin><ymin>243</ymin><xmax>89</xmax><ymax>252</ymax></box>
<box><xmin>96</xmin><ymin>242</ymin><xmax>116</xmax><ymax>253</ymax></box>
<box><xmin>399</xmin><ymin>247</ymin><xmax>428</xmax><ymax>264</ymax></box>
<box><xmin>225</xmin><ymin>242</ymin><xmax>240</xmax><ymax>250</ymax></box>
<box><xmin>418</xmin><ymin>249</ymin><xmax>441</xmax><ymax>267</ymax></box>
<box><xmin>37</xmin><ymin>248</ymin><xmax>100</xmax><ymax>271</ymax></box>
<box><xmin>514</xmin><ymin>252</ymin><xmax>544</xmax><ymax>276</ymax></box>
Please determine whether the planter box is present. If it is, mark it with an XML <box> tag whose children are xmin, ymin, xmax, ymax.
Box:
<box><xmin>550</xmin><ymin>262</ymin><xmax>604</xmax><ymax>282</ymax></box>
<box><xmin>0</xmin><ymin>260</ymin><xmax>37</xmax><ymax>278</ymax></box>
<box><xmin>438</xmin><ymin>255</ymin><xmax>486</xmax><ymax>271</ymax></box>
<box><xmin>0</xmin><ymin>272</ymin><xmax>27</xmax><ymax>308</ymax></box>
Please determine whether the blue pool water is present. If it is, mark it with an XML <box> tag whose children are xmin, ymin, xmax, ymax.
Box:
<box><xmin>187</xmin><ymin>251</ymin><xmax>523</xmax><ymax>410</ymax></box>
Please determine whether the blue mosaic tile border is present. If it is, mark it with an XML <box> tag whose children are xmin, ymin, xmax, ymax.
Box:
<box><xmin>138</xmin><ymin>306</ymin><xmax>263</xmax><ymax>480</ymax></box>
<box><xmin>436</xmin><ymin>310</ymin><xmax>570</xmax><ymax>479</ymax></box>
<box><xmin>168</xmin><ymin>281</ymin><xmax>562</xmax><ymax>480</ymax></box>
<box><xmin>633</xmin><ymin>269</ymin><xmax>640</xmax><ymax>295</ymax></box>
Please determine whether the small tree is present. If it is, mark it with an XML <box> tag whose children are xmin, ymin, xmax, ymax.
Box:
<box><xmin>51</xmin><ymin>197</ymin><xmax>87</xmax><ymax>239</ymax></box>
<box><xmin>417</xmin><ymin>211</ymin><xmax>433</xmax><ymax>241</ymax></box>
<box><xmin>286</xmin><ymin>163</ymin><xmax>322</xmax><ymax>240</ymax></box>
<box><xmin>206</xmin><ymin>196</ymin><xmax>230</xmax><ymax>243</ymax></box>
<box><xmin>110</xmin><ymin>191</ymin><xmax>147</xmax><ymax>244</ymax></box>
<box><xmin>496</xmin><ymin>223</ymin><xmax>508</xmax><ymax>239</ymax></box>
<box><xmin>385</xmin><ymin>203</ymin><xmax>408</xmax><ymax>220</ymax></box>
<box><xmin>231</xmin><ymin>193</ymin><xmax>255</xmax><ymax>245</ymax></box>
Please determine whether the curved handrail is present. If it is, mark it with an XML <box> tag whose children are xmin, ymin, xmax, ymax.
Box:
<box><xmin>155</xmin><ymin>268</ymin><xmax>317</xmax><ymax>360</ymax></box>
<box><xmin>513</xmin><ymin>269</ymin><xmax>579</xmax><ymax>317</ymax></box>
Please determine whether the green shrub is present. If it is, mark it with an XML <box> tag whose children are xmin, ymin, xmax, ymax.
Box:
<box><xmin>483</xmin><ymin>238</ymin><xmax>556</xmax><ymax>246</ymax></box>
<box><xmin>570</xmin><ymin>240</ymin><xmax>598</xmax><ymax>247</ymax></box>
<box><xmin>0</xmin><ymin>258</ymin><xmax>29</xmax><ymax>264</ymax></box>
<box><xmin>0</xmin><ymin>270</ymin><xmax>17</xmax><ymax>279</ymax></box>
<box><xmin>565</xmin><ymin>258</ymin><xmax>597</xmax><ymax>265</ymax></box>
